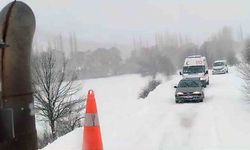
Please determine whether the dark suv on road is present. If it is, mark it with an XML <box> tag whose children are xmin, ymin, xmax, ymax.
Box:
<box><xmin>174</xmin><ymin>78</ymin><xmax>204</xmax><ymax>103</ymax></box>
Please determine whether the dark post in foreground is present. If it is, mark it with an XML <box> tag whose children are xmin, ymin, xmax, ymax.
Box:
<box><xmin>0</xmin><ymin>1</ymin><xmax>37</xmax><ymax>150</ymax></box>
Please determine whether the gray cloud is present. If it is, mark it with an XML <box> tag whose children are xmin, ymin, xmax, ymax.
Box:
<box><xmin>0</xmin><ymin>0</ymin><xmax>250</xmax><ymax>46</ymax></box>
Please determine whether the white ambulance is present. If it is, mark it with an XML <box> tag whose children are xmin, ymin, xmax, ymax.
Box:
<box><xmin>180</xmin><ymin>55</ymin><xmax>209</xmax><ymax>87</ymax></box>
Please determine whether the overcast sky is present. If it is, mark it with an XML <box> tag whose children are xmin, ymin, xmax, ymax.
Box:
<box><xmin>1</xmin><ymin>0</ymin><xmax>250</xmax><ymax>47</ymax></box>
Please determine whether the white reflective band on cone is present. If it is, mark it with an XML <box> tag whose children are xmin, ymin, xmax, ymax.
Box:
<box><xmin>84</xmin><ymin>113</ymin><xmax>100</xmax><ymax>127</ymax></box>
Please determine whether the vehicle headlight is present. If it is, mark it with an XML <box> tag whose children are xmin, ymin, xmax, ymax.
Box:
<box><xmin>200</xmin><ymin>77</ymin><xmax>206</xmax><ymax>80</ymax></box>
<box><xmin>193</xmin><ymin>91</ymin><xmax>201</xmax><ymax>95</ymax></box>
<box><xmin>176</xmin><ymin>92</ymin><xmax>184</xmax><ymax>96</ymax></box>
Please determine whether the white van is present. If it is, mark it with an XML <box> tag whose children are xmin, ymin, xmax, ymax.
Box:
<box><xmin>180</xmin><ymin>55</ymin><xmax>209</xmax><ymax>87</ymax></box>
<box><xmin>212</xmin><ymin>60</ymin><xmax>228</xmax><ymax>74</ymax></box>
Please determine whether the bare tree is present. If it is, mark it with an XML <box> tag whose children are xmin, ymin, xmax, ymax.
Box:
<box><xmin>37</xmin><ymin>127</ymin><xmax>53</xmax><ymax>149</ymax></box>
<box><xmin>56</xmin><ymin>108</ymin><xmax>84</xmax><ymax>137</ymax></box>
<box><xmin>32</xmin><ymin>50</ymin><xmax>85</xmax><ymax>140</ymax></box>
<box><xmin>243</xmin><ymin>38</ymin><xmax>250</xmax><ymax>64</ymax></box>
<box><xmin>238</xmin><ymin>64</ymin><xmax>250</xmax><ymax>100</ymax></box>
<box><xmin>238</xmin><ymin>38</ymin><xmax>250</xmax><ymax>101</ymax></box>
<box><xmin>200</xmin><ymin>26</ymin><xmax>238</xmax><ymax>66</ymax></box>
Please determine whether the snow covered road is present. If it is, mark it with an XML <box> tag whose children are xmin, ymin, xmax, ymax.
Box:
<box><xmin>43</xmin><ymin>67</ymin><xmax>250</xmax><ymax>150</ymax></box>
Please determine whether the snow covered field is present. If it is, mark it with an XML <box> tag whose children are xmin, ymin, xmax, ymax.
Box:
<box><xmin>43</xmin><ymin>67</ymin><xmax>250</xmax><ymax>150</ymax></box>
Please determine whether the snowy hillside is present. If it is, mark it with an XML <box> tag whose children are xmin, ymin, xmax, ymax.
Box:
<box><xmin>43</xmin><ymin>67</ymin><xmax>250</xmax><ymax>150</ymax></box>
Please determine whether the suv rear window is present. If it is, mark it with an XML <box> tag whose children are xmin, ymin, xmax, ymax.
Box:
<box><xmin>178</xmin><ymin>80</ymin><xmax>201</xmax><ymax>88</ymax></box>
<box><xmin>213</xmin><ymin>62</ymin><xmax>225</xmax><ymax>66</ymax></box>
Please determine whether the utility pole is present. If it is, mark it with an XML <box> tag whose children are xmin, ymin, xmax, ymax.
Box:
<box><xmin>0</xmin><ymin>1</ymin><xmax>37</xmax><ymax>150</ymax></box>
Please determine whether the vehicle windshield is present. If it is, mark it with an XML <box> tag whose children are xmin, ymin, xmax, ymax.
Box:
<box><xmin>183</xmin><ymin>66</ymin><xmax>205</xmax><ymax>74</ymax></box>
<box><xmin>213</xmin><ymin>62</ymin><xmax>225</xmax><ymax>66</ymax></box>
<box><xmin>178</xmin><ymin>80</ymin><xmax>201</xmax><ymax>88</ymax></box>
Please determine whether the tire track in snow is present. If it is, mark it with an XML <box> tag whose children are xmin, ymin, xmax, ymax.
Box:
<box><xmin>185</xmin><ymin>76</ymin><xmax>225</xmax><ymax>148</ymax></box>
<box><xmin>210</xmin><ymin>101</ymin><xmax>223</xmax><ymax>146</ymax></box>
<box><xmin>158</xmin><ymin>72</ymin><xmax>225</xmax><ymax>149</ymax></box>
<box><xmin>146</xmin><ymin>68</ymin><xmax>250</xmax><ymax>149</ymax></box>
<box><xmin>158</xmin><ymin>103</ymin><xmax>201</xmax><ymax>149</ymax></box>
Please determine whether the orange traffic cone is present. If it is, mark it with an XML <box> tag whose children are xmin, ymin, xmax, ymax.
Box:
<box><xmin>83</xmin><ymin>90</ymin><xmax>103</xmax><ymax>150</ymax></box>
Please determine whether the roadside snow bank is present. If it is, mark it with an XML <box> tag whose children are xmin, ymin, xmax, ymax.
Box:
<box><xmin>42</xmin><ymin>128</ymin><xmax>82</xmax><ymax>150</ymax></box>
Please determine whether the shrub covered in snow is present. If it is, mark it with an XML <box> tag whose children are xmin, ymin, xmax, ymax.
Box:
<box><xmin>139</xmin><ymin>79</ymin><xmax>162</xmax><ymax>99</ymax></box>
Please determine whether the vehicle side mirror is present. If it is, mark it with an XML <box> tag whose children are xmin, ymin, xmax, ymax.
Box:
<box><xmin>179</xmin><ymin>72</ymin><xmax>182</xmax><ymax>75</ymax></box>
<box><xmin>205</xmin><ymin>70</ymin><xmax>208</xmax><ymax>74</ymax></box>
<box><xmin>174</xmin><ymin>86</ymin><xmax>177</xmax><ymax>88</ymax></box>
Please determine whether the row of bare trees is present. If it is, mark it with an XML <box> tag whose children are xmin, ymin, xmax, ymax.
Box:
<box><xmin>35</xmin><ymin>27</ymin><xmax>240</xmax><ymax>82</ymax></box>
<box><xmin>239</xmin><ymin>37</ymin><xmax>250</xmax><ymax>102</ymax></box>
<box><xmin>70</xmin><ymin>47</ymin><xmax>122</xmax><ymax>79</ymax></box>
